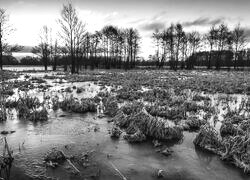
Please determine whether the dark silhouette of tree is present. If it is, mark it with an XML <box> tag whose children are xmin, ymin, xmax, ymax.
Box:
<box><xmin>232</xmin><ymin>24</ymin><xmax>247</xmax><ymax>69</ymax></box>
<box><xmin>124</xmin><ymin>28</ymin><xmax>140</xmax><ymax>69</ymax></box>
<box><xmin>152</xmin><ymin>30</ymin><xmax>161</xmax><ymax>68</ymax></box>
<box><xmin>204</xmin><ymin>25</ymin><xmax>218</xmax><ymax>69</ymax></box>
<box><xmin>167</xmin><ymin>24</ymin><xmax>175</xmax><ymax>69</ymax></box>
<box><xmin>58</xmin><ymin>3</ymin><xmax>85</xmax><ymax>74</ymax></box>
<box><xmin>174</xmin><ymin>23</ymin><xmax>185</xmax><ymax>70</ymax></box>
<box><xmin>215</xmin><ymin>23</ymin><xmax>230</xmax><ymax>70</ymax></box>
<box><xmin>180</xmin><ymin>33</ymin><xmax>188</xmax><ymax>69</ymax></box>
<box><xmin>0</xmin><ymin>8</ymin><xmax>13</xmax><ymax>70</ymax></box>
<box><xmin>32</xmin><ymin>25</ymin><xmax>51</xmax><ymax>71</ymax></box>
<box><xmin>187</xmin><ymin>31</ymin><xmax>201</xmax><ymax>69</ymax></box>
<box><xmin>52</xmin><ymin>40</ymin><xmax>59</xmax><ymax>71</ymax></box>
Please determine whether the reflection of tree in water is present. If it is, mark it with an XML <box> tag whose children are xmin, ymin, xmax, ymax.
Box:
<box><xmin>194</xmin><ymin>146</ymin><xmax>214</xmax><ymax>165</ymax></box>
<box><xmin>0</xmin><ymin>137</ymin><xmax>14</xmax><ymax>180</ymax></box>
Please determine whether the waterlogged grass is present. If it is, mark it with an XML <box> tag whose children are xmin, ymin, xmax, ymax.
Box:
<box><xmin>58</xmin><ymin>95</ymin><xmax>96</xmax><ymax>113</ymax></box>
<box><xmin>1</xmin><ymin>69</ymin><xmax>250</xmax><ymax>175</ymax></box>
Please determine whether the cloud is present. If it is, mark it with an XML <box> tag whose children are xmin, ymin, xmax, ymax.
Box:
<box><xmin>182</xmin><ymin>17</ymin><xmax>225</xmax><ymax>27</ymax></box>
<box><xmin>128</xmin><ymin>18</ymin><xmax>146</xmax><ymax>25</ymax></box>
<box><xmin>139</xmin><ymin>21</ymin><xmax>165</xmax><ymax>31</ymax></box>
<box><xmin>151</xmin><ymin>11</ymin><xmax>167</xmax><ymax>21</ymax></box>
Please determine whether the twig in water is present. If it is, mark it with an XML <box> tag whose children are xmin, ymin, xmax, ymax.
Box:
<box><xmin>109</xmin><ymin>161</ymin><xmax>127</xmax><ymax>180</ymax></box>
<box><xmin>60</xmin><ymin>150</ymin><xmax>80</xmax><ymax>173</ymax></box>
<box><xmin>66</xmin><ymin>159</ymin><xmax>80</xmax><ymax>173</ymax></box>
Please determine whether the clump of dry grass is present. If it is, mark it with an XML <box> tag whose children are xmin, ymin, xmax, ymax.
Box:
<box><xmin>110</xmin><ymin>125</ymin><xmax>122</xmax><ymax>138</ymax></box>
<box><xmin>124</xmin><ymin>129</ymin><xmax>146</xmax><ymax>142</ymax></box>
<box><xmin>194</xmin><ymin>117</ymin><xmax>250</xmax><ymax>173</ymax></box>
<box><xmin>0</xmin><ymin>94</ymin><xmax>7</xmax><ymax>122</ymax></box>
<box><xmin>0</xmin><ymin>108</ymin><xmax>7</xmax><ymax>121</ymax></box>
<box><xmin>221</xmin><ymin>134</ymin><xmax>250</xmax><ymax>173</ymax></box>
<box><xmin>220</xmin><ymin>121</ymin><xmax>240</xmax><ymax>138</ymax></box>
<box><xmin>51</xmin><ymin>95</ymin><xmax>60</xmax><ymax>111</ymax></box>
<box><xmin>120</xmin><ymin>101</ymin><xmax>144</xmax><ymax>115</ymax></box>
<box><xmin>145</xmin><ymin>104</ymin><xmax>185</xmax><ymax>121</ymax></box>
<box><xmin>112</xmin><ymin>101</ymin><xmax>183</xmax><ymax>142</ymax></box>
<box><xmin>44</xmin><ymin>148</ymin><xmax>66</xmax><ymax>163</ymax></box>
<box><xmin>103</xmin><ymin>96</ymin><xmax>118</xmax><ymax>117</ymax></box>
<box><xmin>193</xmin><ymin>124</ymin><xmax>222</xmax><ymax>153</ymax></box>
<box><xmin>16</xmin><ymin>94</ymin><xmax>41</xmax><ymax>119</ymax></box>
<box><xmin>117</xmin><ymin>86</ymin><xmax>143</xmax><ymax>101</ymax></box>
<box><xmin>27</xmin><ymin>107</ymin><xmax>48</xmax><ymax>122</ymax></box>
<box><xmin>59</xmin><ymin>95</ymin><xmax>96</xmax><ymax>113</ymax></box>
<box><xmin>0</xmin><ymin>137</ymin><xmax>14</xmax><ymax>180</ymax></box>
<box><xmin>185</xmin><ymin>117</ymin><xmax>207</xmax><ymax>131</ymax></box>
<box><xmin>128</xmin><ymin>110</ymin><xmax>183</xmax><ymax>140</ymax></box>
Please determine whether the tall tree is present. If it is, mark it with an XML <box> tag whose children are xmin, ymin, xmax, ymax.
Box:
<box><xmin>167</xmin><ymin>24</ymin><xmax>175</xmax><ymax>69</ymax></box>
<box><xmin>180</xmin><ymin>33</ymin><xmax>188</xmax><ymax>69</ymax></box>
<box><xmin>0</xmin><ymin>8</ymin><xmax>11</xmax><ymax>70</ymax></box>
<box><xmin>58</xmin><ymin>3</ymin><xmax>85</xmax><ymax>74</ymax></box>
<box><xmin>205</xmin><ymin>25</ymin><xmax>218</xmax><ymax>69</ymax></box>
<box><xmin>174</xmin><ymin>23</ymin><xmax>185</xmax><ymax>70</ymax></box>
<box><xmin>187</xmin><ymin>31</ymin><xmax>201</xmax><ymax>69</ymax></box>
<box><xmin>32</xmin><ymin>25</ymin><xmax>51</xmax><ymax>71</ymax></box>
<box><xmin>152</xmin><ymin>30</ymin><xmax>161</xmax><ymax>68</ymax></box>
<box><xmin>52</xmin><ymin>40</ymin><xmax>59</xmax><ymax>71</ymax></box>
<box><xmin>232</xmin><ymin>24</ymin><xmax>247</xmax><ymax>69</ymax></box>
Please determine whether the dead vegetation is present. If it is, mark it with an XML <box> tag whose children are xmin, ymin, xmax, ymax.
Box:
<box><xmin>194</xmin><ymin>117</ymin><xmax>250</xmax><ymax>173</ymax></box>
<box><xmin>1</xmin><ymin>69</ymin><xmax>250</xmax><ymax>177</ymax></box>
<box><xmin>111</xmin><ymin>101</ymin><xmax>183</xmax><ymax>143</ymax></box>
<box><xmin>59</xmin><ymin>95</ymin><xmax>96</xmax><ymax>113</ymax></box>
<box><xmin>0</xmin><ymin>137</ymin><xmax>14</xmax><ymax>180</ymax></box>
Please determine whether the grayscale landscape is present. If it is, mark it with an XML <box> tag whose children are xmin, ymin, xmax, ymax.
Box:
<box><xmin>0</xmin><ymin>0</ymin><xmax>250</xmax><ymax>180</ymax></box>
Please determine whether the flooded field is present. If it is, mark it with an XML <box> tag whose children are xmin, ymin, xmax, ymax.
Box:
<box><xmin>0</xmin><ymin>69</ymin><xmax>250</xmax><ymax>180</ymax></box>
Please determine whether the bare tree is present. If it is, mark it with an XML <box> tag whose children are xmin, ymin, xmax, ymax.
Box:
<box><xmin>58</xmin><ymin>3</ymin><xmax>85</xmax><ymax>74</ymax></box>
<box><xmin>174</xmin><ymin>23</ymin><xmax>185</xmax><ymax>70</ymax></box>
<box><xmin>232</xmin><ymin>24</ymin><xmax>247</xmax><ymax>69</ymax></box>
<box><xmin>152</xmin><ymin>30</ymin><xmax>161</xmax><ymax>68</ymax></box>
<box><xmin>164</xmin><ymin>24</ymin><xmax>175</xmax><ymax>69</ymax></box>
<box><xmin>52</xmin><ymin>40</ymin><xmax>59</xmax><ymax>71</ymax></box>
<box><xmin>187</xmin><ymin>31</ymin><xmax>201</xmax><ymax>69</ymax></box>
<box><xmin>215</xmin><ymin>23</ymin><xmax>230</xmax><ymax>70</ymax></box>
<box><xmin>32</xmin><ymin>25</ymin><xmax>51</xmax><ymax>71</ymax></box>
<box><xmin>205</xmin><ymin>25</ymin><xmax>218</xmax><ymax>69</ymax></box>
<box><xmin>180</xmin><ymin>33</ymin><xmax>188</xmax><ymax>69</ymax></box>
<box><xmin>0</xmin><ymin>8</ymin><xmax>11</xmax><ymax>70</ymax></box>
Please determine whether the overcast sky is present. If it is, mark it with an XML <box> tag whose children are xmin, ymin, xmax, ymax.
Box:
<box><xmin>1</xmin><ymin>0</ymin><xmax>250</xmax><ymax>58</ymax></box>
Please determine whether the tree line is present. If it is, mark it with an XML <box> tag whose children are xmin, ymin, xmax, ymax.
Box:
<box><xmin>1</xmin><ymin>4</ymin><xmax>250</xmax><ymax>72</ymax></box>
<box><xmin>0</xmin><ymin>3</ymin><xmax>141</xmax><ymax>73</ymax></box>
<box><xmin>152</xmin><ymin>23</ymin><xmax>249</xmax><ymax>70</ymax></box>
<box><xmin>31</xmin><ymin>3</ymin><xmax>141</xmax><ymax>73</ymax></box>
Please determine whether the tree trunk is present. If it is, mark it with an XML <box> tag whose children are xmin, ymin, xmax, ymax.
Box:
<box><xmin>0</xmin><ymin>46</ymin><xmax>2</xmax><ymax>70</ymax></box>
<box><xmin>0</xmin><ymin>25</ymin><xmax>2</xmax><ymax>70</ymax></box>
<box><xmin>53</xmin><ymin>57</ymin><xmax>57</xmax><ymax>71</ymax></box>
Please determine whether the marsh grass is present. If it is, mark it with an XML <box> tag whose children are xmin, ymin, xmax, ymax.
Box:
<box><xmin>112</xmin><ymin>102</ymin><xmax>183</xmax><ymax>142</ymax></box>
<box><xmin>59</xmin><ymin>95</ymin><xmax>96</xmax><ymax>113</ymax></box>
<box><xmin>0</xmin><ymin>137</ymin><xmax>14</xmax><ymax>180</ymax></box>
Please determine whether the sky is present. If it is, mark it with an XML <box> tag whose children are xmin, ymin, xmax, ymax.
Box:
<box><xmin>1</xmin><ymin>0</ymin><xmax>250</xmax><ymax>58</ymax></box>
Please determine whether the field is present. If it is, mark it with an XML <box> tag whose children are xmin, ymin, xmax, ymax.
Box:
<box><xmin>0</xmin><ymin>69</ymin><xmax>250</xmax><ymax>180</ymax></box>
